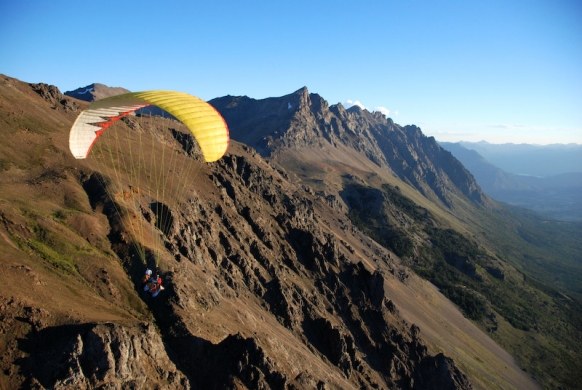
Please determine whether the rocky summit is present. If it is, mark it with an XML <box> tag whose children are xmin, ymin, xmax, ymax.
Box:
<box><xmin>64</xmin><ymin>83</ymin><xmax>131</xmax><ymax>102</ymax></box>
<box><xmin>0</xmin><ymin>75</ymin><xmax>549</xmax><ymax>389</ymax></box>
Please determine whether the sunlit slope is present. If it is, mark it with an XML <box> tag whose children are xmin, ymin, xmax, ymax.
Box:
<box><xmin>0</xmin><ymin>74</ymin><xmax>547</xmax><ymax>389</ymax></box>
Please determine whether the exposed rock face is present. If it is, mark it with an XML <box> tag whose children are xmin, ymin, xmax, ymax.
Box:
<box><xmin>211</xmin><ymin>88</ymin><xmax>491</xmax><ymax>209</ymax></box>
<box><xmin>0</xmin><ymin>297</ymin><xmax>188</xmax><ymax>390</ymax></box>
<box><xmin>413</xmin><ymin>353</ymin><xmax>473</xmax><ymax>390</ymax></box>
<box><xmin>31</xmin><ymin>82</ymin><xmax>80</xmax><ymax>111</ymax></box>
<box><xmin>34</xmin><ymin>323</ymin><xmax>188</xmax><ymax>389</ymax></box>
<box><xmin>76</xmin><ymin>142</ymin><xmax>472</xmax><ymax>389</ymax></box>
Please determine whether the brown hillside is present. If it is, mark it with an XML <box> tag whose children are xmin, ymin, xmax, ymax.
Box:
<box><xmin>0</xmin><ymin>75</ymin><xmax>539</xmax><ymax>389</ymax></box>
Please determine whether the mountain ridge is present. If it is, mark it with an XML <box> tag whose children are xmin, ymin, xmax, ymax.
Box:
<box><xmin>210</xmin><ymin>88</ymin><xmax>491</xmax><ymax>211</ymax></box>
<box><xmin>453</xmin><ymin>140</ymin><xmax>582</xmax><ymax>177</ymax></box>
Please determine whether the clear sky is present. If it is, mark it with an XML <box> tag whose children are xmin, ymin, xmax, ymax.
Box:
<box><xmin>1</xmin><ymin>0</ymin><xmax>581</xmax><ymax>144</ymax></box>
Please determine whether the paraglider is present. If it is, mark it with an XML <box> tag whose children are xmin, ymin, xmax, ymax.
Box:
<box><xmin>142</xmin><ymin>269</ymin><xmax>164</xmax><ymax>297</ymax></box>
<box><xmin>69</xmin><ymin>90</ymin><xmax>229</xmax><ymax>162</ymax></box>
<box><xmin>69</xmin><ymin>90</ymin><xmax>229</xmax><ymax>293</ymax></box>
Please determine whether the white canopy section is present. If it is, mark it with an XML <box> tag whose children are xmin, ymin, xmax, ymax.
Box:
<box><xmin>69</xmin><ymin>96</ymin><xmax>149</xmax><ymax>159</ymax></box>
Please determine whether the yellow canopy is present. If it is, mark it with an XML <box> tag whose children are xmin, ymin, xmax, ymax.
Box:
<box><xmin>69</xmin><ymin>90</ymin><xmax>229</xmax><ymax>162</ymax></box>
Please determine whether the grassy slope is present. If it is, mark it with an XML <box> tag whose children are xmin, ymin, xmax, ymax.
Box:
<box><xmin>371</xmin><ymin>187</ymin><xmax>581</xmax><ymax>389</ymax></box>
<box><xmin>0</xmin><ymin>75</ymin><xmax>150</xmax><ymax>328</ymax></box>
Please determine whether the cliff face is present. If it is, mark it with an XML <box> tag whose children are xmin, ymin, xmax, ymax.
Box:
<box><xmin>211</xmin><ymin>88</ymin><xmax>490</xmax><ymax>209</ymax></box>
<box><xmin>75</xmin><ymin>144</ymin><xmax>472</xmax><ymax>389</ymax></box>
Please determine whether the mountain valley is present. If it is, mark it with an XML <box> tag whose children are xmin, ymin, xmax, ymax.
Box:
<box><xmin>440</xmin><ymin>142</ymin><xmax>582</xmax><ymax>222</ymax></box>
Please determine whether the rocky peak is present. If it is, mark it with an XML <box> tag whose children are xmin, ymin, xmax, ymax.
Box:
<box><xmin>294</xmin><ymin>86</ymin><xmax>310</xmax><ymax>107</ymax></box>
<box><xmin>347</xmin><ymin>104</ymin><xmax>364</xmax><ymax>114</ymax></box>
<box><xmin>64</xmin><ymin>83</ymin><xmax>131</xmax><ymax>102</ymax></box>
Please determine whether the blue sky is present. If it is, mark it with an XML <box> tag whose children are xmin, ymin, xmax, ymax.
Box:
<box><xmin>1</xmin><ymin>0</ymin><xmax>581</xmax><ymax>144</ymax></box>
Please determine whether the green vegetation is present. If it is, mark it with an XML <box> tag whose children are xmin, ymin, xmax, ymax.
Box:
<box><xmin>345</xmin><ymin>182</ymin><xmax>582</xmax><ymax>389</ymax></box>
<box><xmin>0</xmin><ymin>158</ymin><xmax>10</xmax><ymax>171</ymax></box>
<box><xmin>381</xmin><ymin>184</ymin><xmax>431</xmax><ymax>223</ymax></box>
<box><xmin>348</xmin><ymin>208</ymin><xmax>414</xmax><ymax>258</ymax></box>
<box><xmin>344</xmin><ymin>184</ymin><xmax>416</xmax><ymax>257</ymax></box>
<box><xmin>28</xmin><ymin>237</ymin><xmax>75</xmax><ymax>273</ymax></box>
<box><xmin>14</xmin><ymin>208</ymin><xmax>102</xmax><ymax>275</ymax></box>
<box><xmin>28</xmin><ymin>219</ymin><xmax>77</xmax><ymax>274</ymax></box>
<box><xmin>414</xmin><ymin>260</ymin><xmax>487</xmax><ymax>321</ymax></box>
<box><xmin>484</xmin><ymin>205</ymin><xmax>582</xmax><ymax>299</ymax></box>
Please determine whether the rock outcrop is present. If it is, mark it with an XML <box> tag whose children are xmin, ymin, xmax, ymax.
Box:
<box><xmin>0</xmin><ymin>297</ymin><xmax>188</xmax><ymax>390</ymax></box>
<box><xmin>31</xmin><ymin>82</ymin><xmax>80</xmax><ymax>112</ymax></box>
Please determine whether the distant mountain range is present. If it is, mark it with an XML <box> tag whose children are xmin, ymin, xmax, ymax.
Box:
<box><xmin>440</xmin><ymin>142</ymin><xmax>582</xmax><ymax>221</ymax></box>
<box><xmin>451</xmin><ymin>141</ymin><xmax>582</xmax><ymax>177</ymax></box>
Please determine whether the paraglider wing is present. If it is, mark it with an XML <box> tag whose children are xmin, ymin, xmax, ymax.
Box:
<box><xmin>69</xmin><ymin>90</ymin><xmax>229</xmax><ymax>162</ymax></box>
